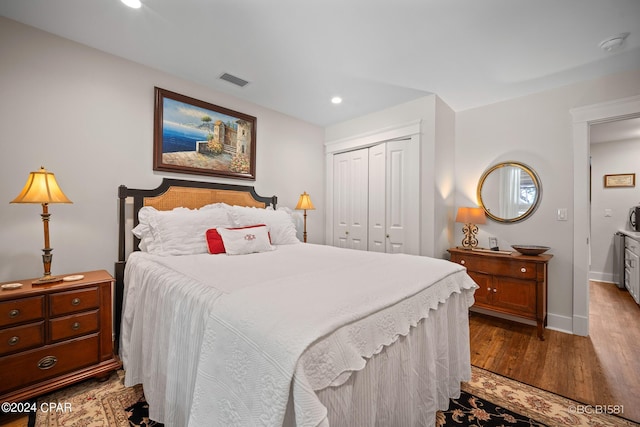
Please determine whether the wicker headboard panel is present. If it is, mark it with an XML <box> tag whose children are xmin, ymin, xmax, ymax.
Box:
<box><xmin>143</xmin><ymin>186</ymin><xmax>268</xmax><ymax>211</ymax></box>
<box><xmin>113</xmin><ymin>178</ymin><xmax>277</xmax><ymax>350</ymax></box>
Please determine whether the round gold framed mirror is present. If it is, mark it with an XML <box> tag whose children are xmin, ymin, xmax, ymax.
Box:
<box><xmin>477</xmin><ymin>161</ymin><xmax>542</xmax><ymax>223</ymax></box>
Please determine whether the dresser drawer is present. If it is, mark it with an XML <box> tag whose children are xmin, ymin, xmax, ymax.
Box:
<box><xmin>0</xmin><ymin>321</ymin><xmax>45</xmax><ymax>356</ymax></box>
<box><xmin>0</xmin><ymin>296</ymin><xmax>45</xmax><ymax>328</ymax></box>
<box><xmin>49</xmin><ymin>310</ymin><xmax>99</xmax><ymax>343</ymax></box>
<box><xmin>497</xmin><ymin>260</ymin><xmax>537</xmax><ymax>279</ymax></box>
<box><xmin>49</xmin><ymin>287</ymin><xmax>99</xmax><ymax>316</ymax></box>
<box><xmin>0</xmin><ymin>334</ymin><xmax>99</xmax><ymax>395</ymax></box>
<box><xmin>453</xmin><ymin>255</ymin><xmax>536</xmax><ymax>279</ymax></box>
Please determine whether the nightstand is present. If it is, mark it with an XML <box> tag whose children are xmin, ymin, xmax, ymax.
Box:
<box><xmin>0</xmin><ymin>270</ymin><xmax>121</xmax><ymax>403</ymax></box>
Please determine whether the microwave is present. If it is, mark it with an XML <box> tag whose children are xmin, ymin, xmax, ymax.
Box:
<box><xmin>630</xmin><ymin>206</ymin><xmax>640</xmax><ymax>231</ymax></box>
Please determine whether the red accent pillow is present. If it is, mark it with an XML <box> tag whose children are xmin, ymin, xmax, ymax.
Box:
<box><xmin>206</xmin><ymin>224</ymin><xmax>268</xmax><ymax>254</ymax></box>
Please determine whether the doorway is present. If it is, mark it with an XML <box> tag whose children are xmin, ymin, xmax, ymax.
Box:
<box><xmin>571</xmin><ymin>95</ymin><xmax>640</xmax><ymax>336</ymax></box>
<box><xmin>589</xmin><ymin>117</ymin><xmax>640</xmax><ymax>284</ymax></box>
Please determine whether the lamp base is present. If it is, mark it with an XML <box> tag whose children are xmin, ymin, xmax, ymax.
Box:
<box><xmin>460</xmin><ymin>223</ymin><xmax>479</xmax><ymax>249</ymax></box>
<box><xmin>32</xmin><ymin>275</ymin><xmax>63</xmax><ymax>285</ymax></box>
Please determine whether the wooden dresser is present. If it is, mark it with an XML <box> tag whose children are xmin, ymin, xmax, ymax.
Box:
<box><xmin>448</xmin><ymin>248</ymin><xmax>552</xmax><ymax>340</ymax></box>
<box><xmin>0</xmin><ymin>270</ymin><xmax>121</xmax><ymax>402</ymax></box>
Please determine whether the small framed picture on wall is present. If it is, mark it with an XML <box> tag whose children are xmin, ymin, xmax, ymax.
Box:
<box><xmin>604</xmin><ymin>173</ymin><xmax>635</xmax><ymax>188</ymax></box>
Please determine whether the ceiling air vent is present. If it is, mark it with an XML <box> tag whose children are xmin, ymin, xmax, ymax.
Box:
<box><xmin>219</xmin><ymin>73</ymin><xmax>249</xmax><ymax>87</ymax></box>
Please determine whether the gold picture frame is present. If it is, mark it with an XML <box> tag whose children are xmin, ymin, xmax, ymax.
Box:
<box><xmin>604</xmin><ymin>173</ymin><xmax>635</xmax><ymax>188</ymax></box>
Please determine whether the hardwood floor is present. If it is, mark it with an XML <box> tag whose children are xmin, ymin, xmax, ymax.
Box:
<box><xmin>470</xmin><ymin>280</ymin><xmax>640</xmax><ymax>423</ymax></box>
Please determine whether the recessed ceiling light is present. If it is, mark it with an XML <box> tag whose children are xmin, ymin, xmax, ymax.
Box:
<box><xmin>121</xmin><ymin>0</ymin><xmax>142</xmax><ymax>9</ymax></box>
<box><xmin>331</xmin><ymin>96</ymin><xmax>343</xmax><ymax>105</ymax></box>
<box><xmin>599</xmin><ymin>33</ymin><xmax>629</xmax><ymax>52</ymax></box>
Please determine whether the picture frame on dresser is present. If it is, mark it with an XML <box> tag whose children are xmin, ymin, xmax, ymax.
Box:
<box><xmin>153</xmin><ymin>87</ymin><xmax>257</xmax><ymax>180</ymax></box>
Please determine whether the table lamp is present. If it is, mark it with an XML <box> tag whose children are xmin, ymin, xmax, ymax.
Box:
<box><xmin>295</xmin><ymin>191</ymin><xmax>315</xmax><ymax>243</ymax></box>
<box><xmin>11</xmin><ymin>167</ymin><xmax>72</xmax><ymax>284</ymax></box>
<box><xmin>455</xmin><ymin>207</ymin><xmax>486</xmax><ymax>249</ymax></box>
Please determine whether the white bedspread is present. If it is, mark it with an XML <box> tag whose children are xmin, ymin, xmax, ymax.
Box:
<box><xmin>121</xmin><ymin>244</ymin><xmax>476</xmax><ymax>427</ymax></box>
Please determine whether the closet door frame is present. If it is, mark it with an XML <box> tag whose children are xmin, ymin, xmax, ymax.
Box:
<box><xmin>325</xmin><ymin>120</ymin><xmax>422</xmax><ymax>249</ymax></box>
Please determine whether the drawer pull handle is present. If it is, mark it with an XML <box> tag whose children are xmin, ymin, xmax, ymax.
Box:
<box><xmin>8</xmin><ymin>336</ymin><xmax>19</xmax><ymax>346</ymax></box>
<box><xmin>37</xmin><ymin>356</ymin><xmax>58</xmax><ymax>370</ymax></box>
<box><xmin>460</xmin><ymin>260</ymin><xmax>466</xmax><ymax>265</ymax></box>
<box><xmin>493</xmin><ymin>288</ymin><xmax>497</xmax><ymax>293</ymax></box>
<box><xmin>520</xmin><ymin>267</ymin><xmax>527</xmax><ymax>273</ymax></box>
<box><xmin>8</xmin><ymin>309</ymin><xmax>20</xmax><ymax>318</ymax></box>
<box><xmin>71</xmin><ymin>298</ymin><xmax>81</xmax><ymax>306</ymax></box>
<box><xmin>71</xmin><ymin>322</ymin><xmax>81</xmax><ymax>330</ymax></box>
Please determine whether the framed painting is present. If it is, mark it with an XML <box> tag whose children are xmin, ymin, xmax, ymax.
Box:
<box><xmin>153</xmin><ymin>87</ymin><xmax>257</xmax><ymax>180</ymax></box>
<box><xmin>604</xmin><ymin>173</ymin><xmax>635</xmax><ymax>188</ymax></box>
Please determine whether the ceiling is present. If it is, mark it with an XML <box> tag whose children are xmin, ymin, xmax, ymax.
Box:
<box><xmin>1</xmin><ymin>0</ymin><xmax>639</xmax><ymax>126</ymax></box>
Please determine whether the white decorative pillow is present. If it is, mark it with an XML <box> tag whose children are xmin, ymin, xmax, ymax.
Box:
<box><xmin>229</xmin><ymin>206</ymin><xmax>299</xmax><ymax>245</ymax></box>
<box><xmin>216</xmin><ymin>225</ymin><xmax>275</xmax><ymax>255</ymax></box>
<box><xmin>132</xmin><ymin>205</ymin><xmax>233</xmax><ymax>255</ymax></box>
<box><xmin>131</xmin><ymin>206</ymin><xmax>158</xmax><ymax>252</ymax></box>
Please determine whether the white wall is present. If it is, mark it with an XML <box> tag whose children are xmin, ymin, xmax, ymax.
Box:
<box><xmin>456</xmin><ymin>68</ymin><xmax>640</xmax><ymax>332</ymax></box>
<box><xmin>0</xmin><ymin>17</ymin><xmax>325</xmax><ymax>282</ymax></box>
<box><xmin>590</xmin><ymin>137</ymin><xmax>640</xmax><ymax>282</ymax></box>
<box><xmin>324</xmin><ymin>94</ymin><xmax>456</xmax><ymax>258</ymax></box>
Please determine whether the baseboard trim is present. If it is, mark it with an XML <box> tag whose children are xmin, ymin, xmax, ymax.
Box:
<box><xmin>546</xmin><ymin>313</ymin><xmax>574</xmax><ymax>335</ymax></box>
<box><xmin>470</xmin><ymin>307</ymin><xmax>536</xmax><ymax>326</ymax></box>
<box><xmin>588</xmin><ymin>271</ymin><xmax>617</xmax><ymax>284</ymax></box>
<box><xmin>571</xmin><ymin>314</ymin><xmax>589</xmax><ymax>336</ymax></box>
<box><xmin>470</xmin><ymin>308</ymin><xmax>576</xmax><ymax>335</ymax></box>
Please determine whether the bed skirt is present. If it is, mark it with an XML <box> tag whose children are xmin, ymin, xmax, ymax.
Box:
<box><xmin>283</xmin><ymin>289</ymin><xmax>472</xmax><ymax>427</ymax></box>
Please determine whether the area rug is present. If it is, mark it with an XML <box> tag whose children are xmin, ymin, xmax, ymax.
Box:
<box><xmin>445</xmin><ymin>367</ymin><xmax>639</xmax><ymax>427</ymax></box>
<box><xmin>31</xmin><ymin>370</ymin><xmax>150</xmax><ymax>427</ymax></box>
<box><xmin>30</xmin><ymin>367</ymin><xmax>638</xmax><ymax>427</ymax></box>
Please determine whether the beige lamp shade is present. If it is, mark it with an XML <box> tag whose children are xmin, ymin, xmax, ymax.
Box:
<box><xmin>295</xmin><ymin>192</ymin><xmax>315</xmax><ymax>210</ymax></box>
<box><xmin>11</xmin><ymin>167</ymin><xmax>72</xmax><ymax>204</ymax></box>
<box><xmin>455</xmin><ymin>207</ymin><xmax>486</xmax><ymax>224</ymax></box>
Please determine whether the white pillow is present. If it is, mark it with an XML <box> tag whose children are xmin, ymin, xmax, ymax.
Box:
<box><xmin>216</xmin><ymin>225</ymin><xmax>275</xmax><ymax>255</ymax></box>
<box><xmin>228</xmin><ymin>206</ymin><xmax>299</xmax><ymax>245</ymax></box>
<box><xmin>132</xmin><ymin>205</ymin><xmax>233</xmax><ymax>255</ymax></box>
<box><xmin>131</xmin><ymin>207</ymin><xmax>157</xmax><ymax>252</ymax></box>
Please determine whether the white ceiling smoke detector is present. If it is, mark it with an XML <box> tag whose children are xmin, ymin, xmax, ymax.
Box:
<box><xmin>598</xmin><ymin>33</ymin><xmax>629</xmax><ymax>52</ymax></box>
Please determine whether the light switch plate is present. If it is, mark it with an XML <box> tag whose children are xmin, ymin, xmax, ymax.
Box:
<box><xmin>557</xmin><ymin>208</ymin><xmax>568</xmax><ymax>221</ymax></box>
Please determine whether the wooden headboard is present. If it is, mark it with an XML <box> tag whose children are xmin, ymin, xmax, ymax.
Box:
<box><xmin>114</xmin><ymin>178</ymin><xmax>277</xmax><ymax>350</ymax></box>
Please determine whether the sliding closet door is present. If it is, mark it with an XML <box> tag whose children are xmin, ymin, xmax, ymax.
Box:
<box><xmin>367</xmin><ymin>139</ymin><xmax>419</xmax><ymax>254</ymax></box>
<box><xmin>333</xmin><ymin>148</ymin><xmax>369</xmax><ymax>250</ymax></box>
<box><xmin>385</xmin><ymin>139</ymin><xmax>419</xmax><ymax>254</ymax></box>
<box><xmin>368</xmin><ymin>144</ymin><xmax>386</xmax><ymax>252</ymax></box>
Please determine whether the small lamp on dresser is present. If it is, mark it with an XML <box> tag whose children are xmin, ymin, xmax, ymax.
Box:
<box><xmin>295</xmin><ymin>191</ymin><xmax>315</xmax><ymax>243</ymax></box>
<box><xmin>10</xmin><ymin>166</ymin><xmax>72</xmax><ymax>284</ymax></box>
<box><xmin>455</xmin><ymin>206</ymin><xmax>486</xmax><ymax>249</ymax></box>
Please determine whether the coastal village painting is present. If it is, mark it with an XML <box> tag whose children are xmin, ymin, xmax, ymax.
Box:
<box><xmin>153</xmin><ymin>87</ymin><xmax>257</xmax><ymax>180</ymax></box>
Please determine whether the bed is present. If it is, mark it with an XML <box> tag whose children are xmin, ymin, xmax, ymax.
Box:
<box><xmin>115</xmin><ymin>178</ymin><xmax>477</xmax><ymax>427</ymax></box>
